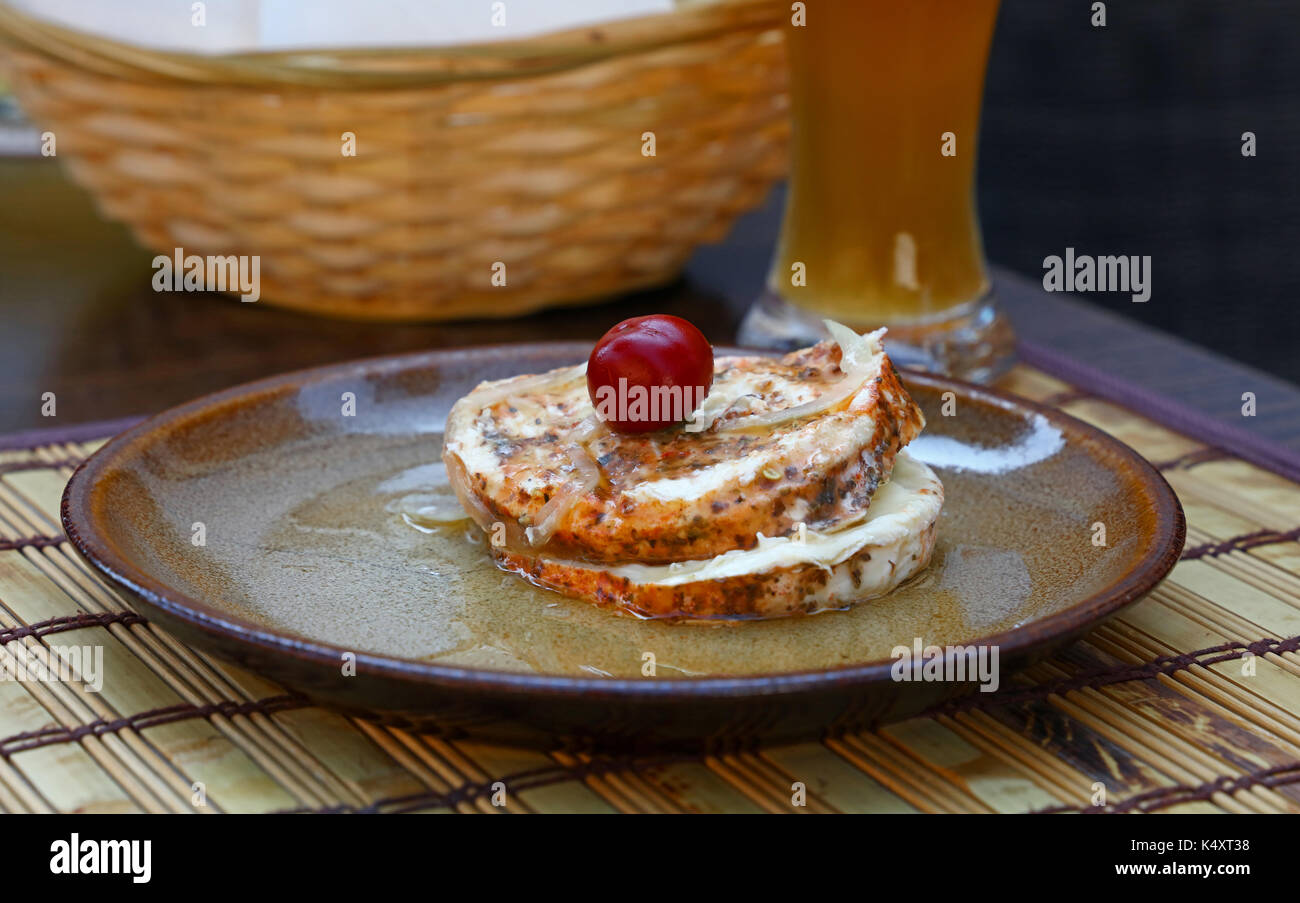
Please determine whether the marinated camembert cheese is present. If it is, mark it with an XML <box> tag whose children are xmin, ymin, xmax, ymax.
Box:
<box><xmin>441</xmin><ymin>322</ymin><xmax>942</xmax><ymax>620</ymax></box>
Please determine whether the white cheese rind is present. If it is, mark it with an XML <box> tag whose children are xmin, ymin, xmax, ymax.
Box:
<box><xmin>544</xmin><ymin>452</ymin><xmax>942</xmax><ymax>588</ymax></box>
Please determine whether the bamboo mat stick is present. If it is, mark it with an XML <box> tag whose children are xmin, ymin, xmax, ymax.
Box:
<box><xmin>751</xmin><ymin>749</ymin><xmax>841</xmax><ymax>813</ymax></box>
<box><xmin>8</xmin><ymin>534</ymin><xmax>332</xmax><ymax>807</ymax></box>
<box><xmin>1149</xmin><ymin>585</ymin><xmax>1300</xmax><ymax>678</ymax></box>
<box><xmin>0</xmin><ymin>626</ymin><xmax>202</xmax><ymax>812</ymax></box>
<box><xmin>1098</xmin><ymin>620</ymin><xmax>1300</xmax><ymax>743</ymax></box>
<box><xmin>1031</xmin><ymin>663</ymin><xmax>1279</xmax><ymax>814</ymax></box>
<box><xmin>0</xmin><ymin>774</ymin><xmax>25</xmax><ymax>813</ymax></box>
<box><xmin>832</xmin><ymin>733</ymin><xmax>988</xmax><ymax>814</ymax></box>
<box><xmin>1167</xmin><ymin>467</ymin><xmax>1298</xmax><ymax>532</ymax></box>
<box><xmin>620</xmin><ymin>760</ymin><xmax>766</xmax><ymax>813</ymax></box>
<box><xmin>1087</xmin><ymin>627</ymin><xmax>1300</xmax><ymax>812</ymax></box>
<box><xmin>454</xmin><ymin>741</ymin><xmax>620</xmax><ymax>814</ymax></box>
<box><xmin>703</xmin><ymin>754</ymin><xmax>797</xmax><ymax>814</ymax></box>
<box><xmin>0</xmin><ymin>543</ymin><xmax>214</xmax><ymax>813</ymax></box>
<box><xmin>0</xmin><ymin>641</ymin><xmax>170</xmax><ymax>812</ymax></box>
<box><xmin>0</xmin><ymin>515</ymin><xmax>203</xmax><ymax>811</ymax></box>
<box><xmin>605</xmin><ymin>762</ymin><xmax>686</xmax><ymax>813</ymax></box>
<box><xmin>1044</xmin><ymin>691</ymin><xmax>1251</xmax><ymax>814</ymax></box>
<box><xmin>0</xmin><ymin>757</ymin><xmax>51</xmax><ymax>812</ymax></box>
<box><xmin>425</xmin><ymin>736</ymin><xmax>535</xmax><ymax>814</ymax></box>
<box><xmin>1182</xmin><ymin>526</ymin><xmax>1300</xmax><ymax>605</ymax></box>
<box><xmin>824</xmin><ymin>734</ymin><xmax>958</xmax><ymax>813</ymax></box>
<box><xmin>0</xmin><ymin>525</ymin><xmax>330</xmax><ymax>808</ymax></box>
<box><xmin>549</xmin><ymin>751</ymin><xmax>655</xmax><ymax>814</ymax></box>
<box><xmin>349</xmin><ymin>721</ymin><xmax>489</xmax><ymax>814</ymax></box>
<box><xmin>762</xmin><ymin>742</ymin><xmax>919</xmax><ymax>813</ymax></box>
<box><xmin>936</xmin><ymin>712</ymin><xmax>1080</xmax><ymax>806</ymax></box>
<box><xmin>575</xmin><ymin>753</ymin><xmax>685</xmax><ymax>813</ymax></box>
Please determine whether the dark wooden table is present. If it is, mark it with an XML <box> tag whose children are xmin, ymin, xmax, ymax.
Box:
<box><xmin>2</xmin><ymin>156</ymin><xmax>1298</xmax><ymax>457</ymax></box>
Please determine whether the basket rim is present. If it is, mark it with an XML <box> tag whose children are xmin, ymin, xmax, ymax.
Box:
<box><xmin>0</xmin><ymin>0</ymin><xmax>784</xmax><ymax>88</ymax></box>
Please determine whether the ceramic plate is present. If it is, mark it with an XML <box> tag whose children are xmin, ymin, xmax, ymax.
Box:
<box><xmin>62</xmin><ymin>344</ymin><xmax>1184</xmax><ymax>750</ymax></box>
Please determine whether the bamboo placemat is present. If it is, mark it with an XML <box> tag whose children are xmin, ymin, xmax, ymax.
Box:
<box><xmin>1</xmin><ymin>362</ymin><xmax>1299</xmax><ymax>814</ymax></box>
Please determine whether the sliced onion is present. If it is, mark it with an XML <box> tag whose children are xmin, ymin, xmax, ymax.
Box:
<box><xmin>443</xmin><ymin>450</ymin><xmax>498</xmax><ymax>533</ymax></box>
<box><xmin>698</xmin><ymin>321</ymin><xmax>885</xmax><ymax>433</ymax></box>
<box><xmin>442</xmin><ymin>450</ymin><xmax>539</xmax><ymax>552</ymax></box>
<box><xmin>682</xmin><ymin>386</ymin><xmax>747</xmax><ymax>433</ymax></box>
<box><xmin>569</xmin><ymin>415</ymin><xmax>602</xmax><ymax>444</ymax></box>
<box><xmin>524</xmin><ymin>416</ymin><xmax>604</xmax><ymax>547</ymax></box>
<box><xmin>467</xmin><ymin>362</ymin><xmax>586</xmax><ymax>414</ymax></box>
<box><xmin>450</xmin><ymin>366</ymin><xmax>602</xmax><ymax>551</ymax></box>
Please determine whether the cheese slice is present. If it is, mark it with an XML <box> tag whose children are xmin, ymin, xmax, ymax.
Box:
<box><xmin>577</xmin><ymin>452</ymin><xmax>939</xmax><ymax>586</ymax></box>
<box><xmin>493</xmin><ymin>452</ymin><xmax>943</xmax><ymax>619</ymax></box>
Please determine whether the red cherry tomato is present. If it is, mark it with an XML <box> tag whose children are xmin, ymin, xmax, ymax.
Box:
<box><xmin>587</xmin><ymin>315</ymin><xmax>714</xmax><ymax>433</ymax></box>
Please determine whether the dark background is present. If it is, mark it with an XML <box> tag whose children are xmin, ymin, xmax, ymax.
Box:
<box><xmin>979</xmin><ymin>0</ymin><xmax>1299</xmax><ymax>384</ymax></box>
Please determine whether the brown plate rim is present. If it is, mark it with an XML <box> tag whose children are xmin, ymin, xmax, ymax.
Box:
<box><xmin>61</xmin><ymin>342</ymin><xmax>1186</xmax><ymax>701</ymax></box>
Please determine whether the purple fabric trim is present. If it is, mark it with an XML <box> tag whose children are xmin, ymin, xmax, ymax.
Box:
<box><xmin>1017</xmin><ymin>339</ymin><xmax>1300</xmax><ymax>485</ymax></box>
<box><xmin>0</xmin><ymin>415</ymin><xmax>146</xmax><ymax>452</ymax></box>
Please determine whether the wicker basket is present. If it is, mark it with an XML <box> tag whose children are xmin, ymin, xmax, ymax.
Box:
<box><xmin>0</xmin><ymin>1</ymin><xmax>788</xmax><ymax>320</ymax></box>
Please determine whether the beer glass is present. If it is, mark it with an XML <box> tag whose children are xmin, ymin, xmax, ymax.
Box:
<box><xmin>739</xmin><ymin>0</ymin><xmax>1014</xmax><ymax>382</ymax></box>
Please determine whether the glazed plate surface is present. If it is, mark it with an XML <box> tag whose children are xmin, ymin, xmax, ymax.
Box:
<box><xmin>62</xmin><ymin>344</ymin><xmax>1184</xmax><ymax>750</ymax></box>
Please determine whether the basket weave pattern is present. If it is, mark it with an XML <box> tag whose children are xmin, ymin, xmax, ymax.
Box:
<box><xmin>0</xmin><ymin>16</ymin><xmax>789</xmax><ymax>320</ymax></box>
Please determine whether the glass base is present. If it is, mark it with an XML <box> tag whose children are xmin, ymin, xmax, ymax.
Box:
<box><xmin>736</xmin><ymin>290</ymin><xmax>1016</xmax><ymax>384</ymax></box>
